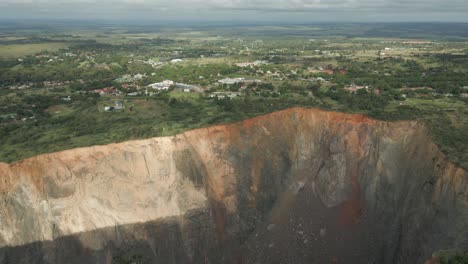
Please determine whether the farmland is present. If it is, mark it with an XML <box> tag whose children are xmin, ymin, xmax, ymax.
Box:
<box><xmin>0</xmin><ymin>42</ymin><xmax>71</xmax><ymax>58</ymax></box>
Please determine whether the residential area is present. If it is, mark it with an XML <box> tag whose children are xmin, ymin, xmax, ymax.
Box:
<box><xmin>0</xmin><ymin>24</ymin><xmax>467</xmax><ymax>168</ymax></box>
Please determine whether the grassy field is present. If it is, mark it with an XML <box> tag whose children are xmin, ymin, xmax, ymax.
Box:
<box><xmin>0</xmin><ymin>42</ymin><xmax>70</xmax><ymax>58</ymax></box>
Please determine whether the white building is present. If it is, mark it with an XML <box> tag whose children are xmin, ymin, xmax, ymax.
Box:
<box><xmin>148</xmin><ymin>80</ymin><xmax>175</xmax><ymax>90</ymax></box>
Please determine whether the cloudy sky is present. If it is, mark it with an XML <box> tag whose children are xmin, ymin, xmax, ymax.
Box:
<box><xmin>1</xmin><ymin>0</ymin><xmax>467</xmax><ymax>22</ymax></box>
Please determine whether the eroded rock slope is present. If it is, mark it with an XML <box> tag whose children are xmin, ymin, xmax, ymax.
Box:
<box><xmin>0</xmin><ymin>108</ymin><xmax>466</xmax><ymax>263</ymax></box>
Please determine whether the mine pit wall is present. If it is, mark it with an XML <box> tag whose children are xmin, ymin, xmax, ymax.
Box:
<box><xmin>0</xmin><ymin>108</ymin><xmax>467</xmax><ymax>264</ymax></box>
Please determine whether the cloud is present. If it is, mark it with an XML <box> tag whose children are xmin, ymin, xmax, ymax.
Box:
<box><xmin>0</xmin><ymin>0</ymin><xmax>467</xmax><ymax>21</ymax></box>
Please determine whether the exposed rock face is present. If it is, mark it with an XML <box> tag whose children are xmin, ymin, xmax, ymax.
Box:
<box><xmin>0</xmin><ymin>108</ymin><xmax>466</xmax><ymax>264</ymax></box>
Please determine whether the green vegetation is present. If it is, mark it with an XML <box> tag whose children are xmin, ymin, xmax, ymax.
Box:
<box><xmin>0</xmin><ymin>23</ymin><xmax>467</xmax><ymax>169</ymax></box>
<box><xmin>436</xmin><ymin>249</ymin><xmax>468</xmax><ymax>264</ymax></box>
<box><xmin>113</xmin><ymin>252</ymin><xmax>148</xmax><ymax>264</ymax></box>
<box><xmin>0</xmin><ymin>43</ymin><xmax>71</xmax><ymax>58</ymax></box>
<box><xmin>440</xmin><ymin>254</ymin><xmax>468</xmax><ymax>264</ymax></box>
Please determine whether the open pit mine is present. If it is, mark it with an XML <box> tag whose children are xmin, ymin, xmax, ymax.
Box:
<box><xmin>0</xmin><ymin>108</ymin><xmax>466</xmax><ymax>264</ymax></box>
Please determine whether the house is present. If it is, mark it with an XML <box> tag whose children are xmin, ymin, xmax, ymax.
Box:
<box><xmin>114</xmin><ymin>101</ymin><xmax>124</xmax><ymax>110</ymax></box>
<box><xmin>339</xmin><ymin>69</ymin><xmax>348</xmax><ymax>75</ymax></box>
<box><xmin>210</xmin><ymin>92</ymin><xmax>240</xmax><ymax>99</ymax></box>
<box><xmin>94</xmin><ymin>87</ymin><xmax>118</xmax><ymax>96</ymax></box>
<box><xmin>148</xmin><ymin>80</ymin><xmax>174</xmax><ymax>90</ymax></box>
<box><xmin>121</xmin><ymin>83</ymin><xmax>141</xmax><ymax>90</ymax></box>
<box><xmin>103</xmin><ymin>101</ymin><xmax>124</xmax><ymax>111</ymax></box>
<box><xmin>344</xmin><ymin>85</ymin><xmax>368</xmax><ymax>93</ymax></box>
<box><xmin>307</xmin><ymin>67</ymin><xmax>334</xmax><ymax>75</ymax></box>
<box><xmin>176</xmin><ymin>83</ymin><xmax>200</xmax><ymax>92</ymax></box>
<box><xmin>170</xmin><ymin>59</ymin><xmax>183</xmax><ymax>63</ymax></box>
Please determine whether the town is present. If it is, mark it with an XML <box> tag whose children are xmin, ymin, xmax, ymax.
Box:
<box><xmin>0</xmin><ymin>23</ymin><xmax>467</xmax><ymax>168</ymax></box>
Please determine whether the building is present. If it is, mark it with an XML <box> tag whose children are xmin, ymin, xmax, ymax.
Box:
<box><xmin>148</xmin><ymin>80</ymin><xmax>175</xmax><ymax>90</ymax></box>
<box><xmin>121</xmin><ymin>83</ymin><xmax>141</xmax><ymax>90</ymax></box>
<box><xmin>94</xmin><ymin>87</ymin><xmax>119</xmax><ymax>96</ymax></box>
<box><xmin>344</xmin><ymin>85</ymin><xmax>368</xmax><ymax>93</ymax></box>
<box><xmin>210</xmin><ymin>92</ymin><xmax>240</xmax><ymax>99</ymax></box>
<box><xmin>307</xmin><ymin>67</ymin><xmax>334</xmax><ymax>75</ymax></box>
<box><xmin>104</xmin><ymin>101</ymin><xmax>125</xmax><ymax>111</ymax></box>
<box><xmin>114</xmin><ymin>101</ymin><xmax>124</xmax><ymax>110</ymax></box>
